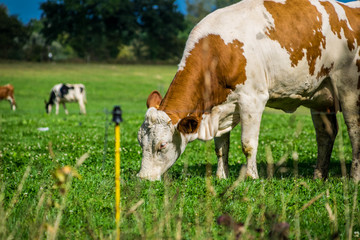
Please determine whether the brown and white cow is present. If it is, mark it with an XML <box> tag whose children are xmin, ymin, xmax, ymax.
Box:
<box><xmin>45</xmin><ymin>83</ymin><xmax>87</xmax><ymax>115</ymax></box>
<box><xmin>138</xmin><ymin>0</ymin><xmax>360</xmax><ymax>181</ymax></box>
<box><xmin>0</xmin><ymin>84</ymin><xmax>16</xmax><ymax>110</ymax></box>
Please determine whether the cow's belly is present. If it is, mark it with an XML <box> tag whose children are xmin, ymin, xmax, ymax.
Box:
<box><xmin>59</xmin><ymin>94</ymin><xmax>78</xmax><ymax>103</ymax></box>
<box><xmin>201</xmin><ymin>78</ymin><xmax>337</xmax><ymax>140</ymax></box>
<box><xmin>266</xmin><ymin>77</ymin><xmax>337</xmax><ymax>112</ymax></box>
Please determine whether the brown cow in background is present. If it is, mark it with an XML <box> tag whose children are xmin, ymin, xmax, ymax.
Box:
<box><xmin>0</xmin><ymin>84</ymin><xmax>16</xmax><ymax>110</ymax></box>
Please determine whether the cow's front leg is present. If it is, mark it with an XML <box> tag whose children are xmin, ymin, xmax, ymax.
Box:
<box><xmin>311</xmin><ymin>108</ymin><xmax>338</xmax><ymax>179</ymax></box>
<box><xmin>62</xmin><ymin>103</ymin><xmax>69</xmax><ymax>115</ymax></box>
<box><xmin>239</xmin><ymin>98</ymin><xmax>266</xmax><ymax>179</ymax></box>
<box><xmin>214</xmin><ymin>131</ymin><xmax>230</xmax><ymax>179</ymax></box>
<box><xmin>55</xmin><ymin>102</ymin><xmax>60</xmax><ymax>115</ymax></box>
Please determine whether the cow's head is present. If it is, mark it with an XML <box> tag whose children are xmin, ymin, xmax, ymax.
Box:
<box><xmin>137</xmin><ymin>91</ymin><xmax>200</xmax><ymax>181</ymax></box>
<box><xmin>44</xmin><ymin>100</ymin><xmax>51</xmax><ymax>114</ymax></box>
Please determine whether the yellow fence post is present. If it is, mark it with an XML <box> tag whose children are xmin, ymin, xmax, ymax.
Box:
<box><xmin>112</xmin><ymin>106</ymin><xmax>123</xmax><ymax>240</ymax></box>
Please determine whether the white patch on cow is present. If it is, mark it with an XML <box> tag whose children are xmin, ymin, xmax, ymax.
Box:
<box><xmin>6</xmin><ymin>96</ymin><xmax>16</xmax><ymax>110</ymax></box>
<box><xmin>345</xmin><ymin>1</ymin><xmax>360</xmax><ymax>8</ymax></box>
<box><xmin>270</xmin><ymin>0</ymin><xmax>286</xmax><ymax>3</ymax></box>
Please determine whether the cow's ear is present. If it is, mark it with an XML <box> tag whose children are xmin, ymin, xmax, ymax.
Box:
<box><xmin>177</xmin><ymin>116</ymin><xmax>200</xmax><ymax>134</ymax></box>
<box><xmin>147</xmin><ymin>90</ymin><xmax>162</xmax><ymax>109</ymax></box>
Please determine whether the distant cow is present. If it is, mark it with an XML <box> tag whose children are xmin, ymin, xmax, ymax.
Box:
<box><xmin>137</xmin><ymin>0</ymin><xmax>360</xmax><ymax>181</ymax></box>
<box><xmin>0</xmin><ymin>84</ymin><xmax>16</xmax><ymax>110</ymax></box>
<box><xmin>45</xmin><ymin>83</ymin><xmax>87</xmax><ymax>115</ymax></box>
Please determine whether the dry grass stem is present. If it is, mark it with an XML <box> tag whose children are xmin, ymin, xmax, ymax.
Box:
<box><xmin>336</xmin><ymin>115</ymin><xmax>347</xmax><ymax>178</ymax></box>
<box><xmin>48</xmin><ymin>142</ymin><xmax>55</xmax><ymax>159</ymax></box>
<box><xmin>35</xmin><ymin>192</ymin><xmax>46</xmax><ymax>217</ymax></box>
<box><xmin>294</xmin><ymin>210</ymin><xmax>301</xmax><ymax>240</ymax></box>
<box><xmin>266</xmin><ymin>145</ymin><xmax>274</xmax><ymax>179</ymax></box>
<box><xmin>175</xmin><ymin>193</ymin><xmax>185</xmax><ymax>240</ymax></box>
<box><xmin>349</xmin><ymin>185</ymin><xmax>358</xmax><ymax>240</ymax></box>
<box><xmin>242</xmin><ymin>205</ymin><xmax>254</xmax><ymax>238</ymax></box>
<box><xmin>301</xmin><ymin>192</ymin><xmax>325</xmax><ymax>211</ymax></box>
<box><xmin>280</xmin><ymin>193</ymin><xmax>287</xmax><ymax>223</ymax></box>
<box><xmin>48</xmin><ymin>180</ymin><xmax>71</xmax><ymax>240</ymax></box>
<box><xmin>5</xmin><ymin>165</ymin><xmax>31</xmax><ymax>220</ymax></box>
<box><xmin>76</xmin><ymin>153</ymin><xmax>90</xmax><ymax>167</ymax></box>
<box><xmin>276</xmin><ymin>153</ymin><xmax>289</xmax><ymax>167</ymax></box>
<box><xmin>325</xmin><ymin>203</ymin><xmax>335</xmax><ymax>222</ymax></box>
<box><xmin>125</xmin><ymin>199</ymin><xmax>144</xmax><ymax>217</ymax></box>
<box><xmin>224</xmin><ymin>165</ymin><xmax>247</xmax><ymax>198</ymax></box>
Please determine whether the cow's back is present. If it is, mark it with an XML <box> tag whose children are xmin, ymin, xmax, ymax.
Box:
<box><xmin>51</xmin><ymin>83</ymin><xmax>86</xmax><ymax>102</ymax></box>
<box><xmin>0</xmin><ymin>84</ymin><xmax>14</xmax><ymax>99</ymax></box>
<box><xmin>178</xmin><ymin>0</ymin><xmax>360</xmax><ymax>105</ymax></box>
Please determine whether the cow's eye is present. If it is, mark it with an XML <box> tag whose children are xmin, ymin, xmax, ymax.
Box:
<box><xmin>159</xmin><ymin>142</ymin><xmax>167</xmax><ymax>150</ymax></box>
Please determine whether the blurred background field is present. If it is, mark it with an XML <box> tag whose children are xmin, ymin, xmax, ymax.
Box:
<box><xmin>0</xmin><ymin>63</ymin><xmax>359</xmax><ymax>239</ymax></box>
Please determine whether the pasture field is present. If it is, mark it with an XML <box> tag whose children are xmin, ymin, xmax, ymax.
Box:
<box><xmin>0</xmin><ymin>63</ymin><xmax>359</xmax><ymax>239</ymax></box>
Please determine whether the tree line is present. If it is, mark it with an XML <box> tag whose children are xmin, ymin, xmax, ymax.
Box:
<box><xmin>0</xmin><ymin>0</ymin><xmax>238</xmax><ymax>62</ymax></box>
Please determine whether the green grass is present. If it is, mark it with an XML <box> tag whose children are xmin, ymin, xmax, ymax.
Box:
<box><xmin>0</xmin><ymin>63</ymin><xmax>359</xmax><ymax>239</ymax></box>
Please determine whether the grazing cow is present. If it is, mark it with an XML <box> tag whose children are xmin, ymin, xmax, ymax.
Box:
<box><xmin>0</xmin><ymin>84</ymin><xmax>16</xmax><ymax>110</ymax></box>
<box><xmin>45</xmin><ymin>83</ymin><xmax>87</xmax><ymax>115</ymax></box>
<box><xmin>137</xmin><ymin>0</ymin><xmax>360</xmax><ymax>181</ymax></box>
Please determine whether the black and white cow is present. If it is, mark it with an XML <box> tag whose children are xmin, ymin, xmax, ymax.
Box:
<box><xmin>45</xmin><ymin>83</ymin><xmax>87</xmax><ymax>115</ymax></box>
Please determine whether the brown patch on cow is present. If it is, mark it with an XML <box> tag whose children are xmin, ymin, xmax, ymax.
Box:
<box><xmin>317</xmin><ymin>63</ymin><xmax>334</xmax><ymax>80</ymax></box>
<box><xmin>320</xmin><ymin>2</ymin><xmax>360</xmax><ymax>51</ymax></box>
<box><xmin>159</xmin><ymin>34</ymin><xmax>247</xmax><ymax>124</ymax></box>
<box><xmin>0</xmin><ymin>84</ymin><xmax>14</xmax><ymax>100</ymax></box>
<box><xmin>264</xmin><ymin>0</ymin><xmax>326</xmax><ymax>76</ymax></box>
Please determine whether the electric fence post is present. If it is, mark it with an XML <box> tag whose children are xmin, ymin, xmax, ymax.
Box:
<box><xmin>112</xmin><ymin>106</ymin><xmax>123</xmax><ymax>240</ymax></box>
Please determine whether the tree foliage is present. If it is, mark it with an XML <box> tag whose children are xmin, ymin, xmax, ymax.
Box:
<box><xmin>186</xmin><ymin>0</ymin><xmax>215</xmax><ymax>26</ymax></box>
<box><xmin>215</xmin><ymin>0</ymin><xmax>239</xmax><ymax>9</ymax></box>
<box><xmin>185</xmin><ymin>0</ymin><xmax>239</xmax><ymax>27</ymax></box>
<box><xmin>0</xmin><ymin>4</ymin><xmax>29</xmax><ymax>60</ymax></box>
<box><xmin>40</xmin><ymin>0</ymin><xmax>185</xmax><ymax>61</ymax></box>
<box><xmin>40</xmin><ymin>0</ymin><xmax>137</xmax><ymax>60</ymax></box>
<box><xmin>134</xmin><ymin>0</ymin><xmax>186</xmax><ymax>60</ymax></box>
<box><xmin>23</xmin><ymin>19</ymin><xmax>48</xmax><ymax>62</ymax></box>
<box><xmin>0</xmin><ymin>0</ymin><xmax>241</xmax><ymax>62</ymax></box>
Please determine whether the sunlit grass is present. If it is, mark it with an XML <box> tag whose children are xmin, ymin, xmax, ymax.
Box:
<box><xmin>0</xmin><ymin>63</ymin><xmax>359</xmax><ymax>239</ymax></box>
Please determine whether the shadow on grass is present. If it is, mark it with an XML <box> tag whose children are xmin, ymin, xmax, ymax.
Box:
<box><xmin>168</xmin><ymin>160</ymin><xmax>352</xmax><ymax>180</ymax></box>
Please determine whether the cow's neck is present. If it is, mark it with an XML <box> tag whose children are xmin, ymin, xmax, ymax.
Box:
<box><xmin>159</xmin><ymin>70</ymin><xmax>207</xmax><ymax>123</ymax></box>
<box><xmin>158</xmin><ymin>34</ymin><xmax>247</xmax><ymax>124</ymax></box>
